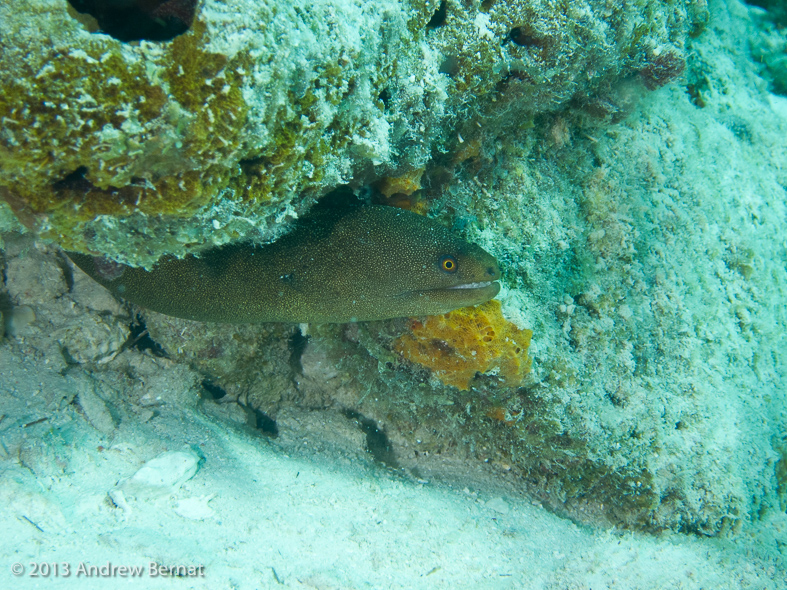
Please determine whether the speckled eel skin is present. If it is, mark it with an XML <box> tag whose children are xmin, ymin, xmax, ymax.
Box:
<box><xmin>68</xmin><ymin>205</ymin><xmax>501</xmax><ymax>323</ymax></box>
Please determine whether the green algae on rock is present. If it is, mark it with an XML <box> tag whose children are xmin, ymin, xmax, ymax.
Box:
<box><xmin>1</xmin><ymin>0</ymin><xmax>707</xmax><ymax>265</ymax></box>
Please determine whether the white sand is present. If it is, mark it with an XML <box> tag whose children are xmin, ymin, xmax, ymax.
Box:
<box><xmin>0</xmin><ymin>348</ymin><xmax>783</xmax><ymax>589</ymax></box>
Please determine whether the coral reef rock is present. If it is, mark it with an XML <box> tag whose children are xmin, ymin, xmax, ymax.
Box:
<box><xmin>1</xmin><ymin>0</ymin><xmax>706</xmax><ymax>264</ymax></box>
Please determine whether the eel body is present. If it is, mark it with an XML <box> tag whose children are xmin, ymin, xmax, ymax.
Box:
<box><xmin>68</xmin><ymin>205</ymin><xmax>501</xmax><ymax>323</ymax></box>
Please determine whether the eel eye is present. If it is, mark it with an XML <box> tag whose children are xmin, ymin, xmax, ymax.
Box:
<box><xmin>440</xmin><ymin>255</ymin><xmax>458</xmax><ymax>273</ymax></box>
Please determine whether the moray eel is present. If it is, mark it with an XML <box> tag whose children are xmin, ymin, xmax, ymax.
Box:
<box><xmin>68</xmin><ymin>205</ymin><xmax>501</xmax><ymax>324</ymax></box>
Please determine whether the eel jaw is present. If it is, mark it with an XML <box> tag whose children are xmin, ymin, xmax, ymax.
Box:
<box><xmin>413</xmin><ymin>280</ymin><xmax>501</xmax><ymax>302</ymax></box>
<box><xmin>447</xmin><ymin>280</ymin><xmax>496</xmax><ymax>290</ymax></box>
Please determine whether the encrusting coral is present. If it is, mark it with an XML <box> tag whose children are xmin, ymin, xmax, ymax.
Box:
<box><xmin>0</xmin><ymin>0</ymin><xmax>707</xmax><ymax>265</ymax></box>
<box><xmin>393</xmin><ymin>299</ymin><xmax>532</xmax><ymax>390</ymax></box>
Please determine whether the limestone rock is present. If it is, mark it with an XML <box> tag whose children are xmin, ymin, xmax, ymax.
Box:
<box><xmin>0</xmin><ymin>0</ymin><xmax>707</xmax><ymax>265</ymax></box>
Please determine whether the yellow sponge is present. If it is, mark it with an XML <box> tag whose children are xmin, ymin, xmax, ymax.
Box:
<box><xmin>394</xmin><ymin>300</ymin><xmax>532</xmax><ymax>390</ymax></box>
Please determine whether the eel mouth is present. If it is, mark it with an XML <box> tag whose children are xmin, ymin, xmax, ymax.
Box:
<box><xmin>425</xmin><ymin>280</ymin><xmax>500</xmax><ymax>298</ymax></box>
<box><xmin>403</xmin><ymin>280</ymin><xmax>500</xmax><ymax>300</ymax></box>
<box><xmin>447</xmin><ymin>280</ymin><xmax>496</xmax><ymax>290</ymax></box>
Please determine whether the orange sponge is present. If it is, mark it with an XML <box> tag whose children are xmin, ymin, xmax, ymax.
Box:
<box><xmin>376</xmin><ymin>167</ymin><xmax>425</xmax><ymax>198</ymax></box>
<box><xmin>394</xmin><ymin>300</ymin><xmax>532</xmax><ymax>390</ymax></box>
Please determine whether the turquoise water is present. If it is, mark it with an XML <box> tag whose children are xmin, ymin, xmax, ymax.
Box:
<box><xmin>0</xmin><ymin>0</ymin><xmax>786</xmax><ymax>588</ymax></box>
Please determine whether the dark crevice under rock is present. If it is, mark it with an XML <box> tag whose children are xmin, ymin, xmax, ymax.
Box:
<box><xmin>67</xmin><ymin>0</ymin><xmax>197</xmax><ymax>42</ymax></box>
<box><xmin>343</xmin><ymin>409</ymin><xmax>398</xmax><ymax>468</ymax></box>
<box><xmin>127</xmin><ymin>315</ymin><xmax>169</xmax><ymax>357</ymax></box>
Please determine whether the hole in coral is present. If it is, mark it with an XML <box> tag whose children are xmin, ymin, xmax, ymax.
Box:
<box><xmin>313</xmin><ymin>185</ymin><xmax>364</xmax><ymax>210</ymax></box>
<box><xmin>239</xmin><ymin>156</ymin><xmax>266</xmax><ymax>177</ymax></box>
<box><xmin>480</xmin><ymin>0</ymin><xmax>496</xmax><ymax>12</ymax></box>
<box><xmin>343</xmin><ymin>410</ymin><xmax>399</xmax><ymax>468</ymax></box>
<box><xmin>53</xmin><ymin>166</ymin><xmax>92</xmax><ymax>192</ymax></box>
<box><xmin>507</xmin><ymin>25</ymin><xmax>545</xmax><ymax>48</ymax></box>
<box><xmin>253</xmin><ymin>409</ymin><xmax>279</xmax><ymax>437</ymax></box>
<box><xmin>378</xmin><ymin>88</ymin><xmax>392</xmax><ymax>108</ymax></box>
<box><xmin>66</xmin><ymin>0</ymin><xmax>197</xmax><ymax>42</ymax></box>
<box><xmin>426</xmin><ymin>0</ymin><xmax>448</xmax><ymax>29</ymax></box>
<box><xmin>201</xmin><ymin>379</ymin><xmax>227</xmax><ymax>400</ymax></box>
<box><xmin>126</xmin><ymin>315</ymin><xmax>169</xmax><ymax>358</ymax></box>
<box><xmin>288</xmin><ymin>327</ymin><xmax>309</xmax><ymax>375</ymax></box>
